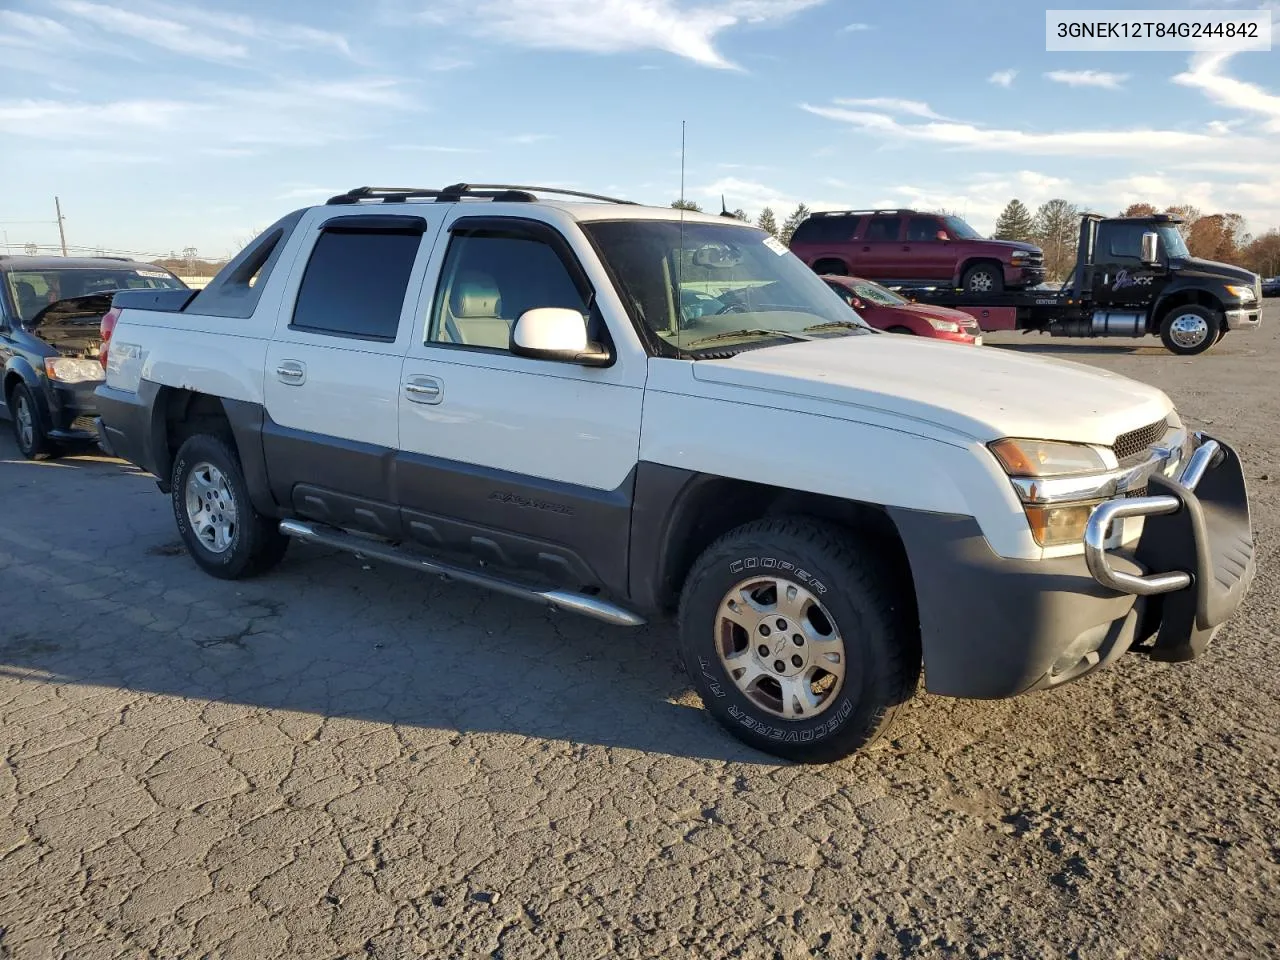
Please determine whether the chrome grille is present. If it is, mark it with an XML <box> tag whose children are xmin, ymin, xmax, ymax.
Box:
<box><xmin>1112</xmin><ymin>419</ymin><xmax>1168</xmax><ymax>465</ymax></box>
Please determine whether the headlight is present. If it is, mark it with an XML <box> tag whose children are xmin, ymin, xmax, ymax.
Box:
<box><xmin>44</xmin><ymin>357</ymin><xmax>105</xmax><ymax>383</ymax></box>
<box><xmin>926</xmin><ymin>318</ymin><xmax>961</xmax><ymax>333</ymax></box>
<box><xmin>990</xmin><ymin>438</ymin><xmax>1113</xmax><ymax>547</ymax></box>
<box><xmin>1224</xmin><ymin>284</ymin><xmax>1256</xmax><ymax>303</ymax></box>
<box><xmin>1010</xmin><ymin>250</ymin><xmax>1032</xmax><ymax>260</ymax></box>
<box><xmin>989</xmin><ymin>438</ymin><xmax>1108</xmax><ymax>477</ymax></box>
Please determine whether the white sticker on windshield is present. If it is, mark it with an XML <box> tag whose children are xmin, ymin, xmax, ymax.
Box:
<box><xmin>135</xmin><ymin>269</ymin><xmax>169</xmax><ymax>278</ymax></box>
<box><xmin>762</xmin><ymin>236</ymin><xmax>788</xmax><ymax>256</ymax></box>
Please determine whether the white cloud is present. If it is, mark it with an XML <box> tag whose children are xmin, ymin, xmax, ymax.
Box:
<box><xmin>426</xmin><ymin>54</ymin><xmax>473</xmax><ymax>71</ymax></box>
<box><xmin>834</xmin><ymin>97</ymin><xmax>952</xmax><ymax>120</ymax></box>
<box><xmin>0</xmin><ymin>11</ymin><xmax>74</xmax><ymax>39</ymax></box>
<box><xmin>1045</xmin><ymin>69</ymin><xmax>1129</xmax><ymax>90</ymax></box>
<box><xmin>0</xmin><ymin>97</ymin><xmax>188</xmax><ymax>136</ymax></box>
<box><xmin>425</xmin><ymin>0</ymin><xmax>827</xmax><ymax>69</ymax></box>
<box><xmin>129</xmin><ymin>0</ymin><xmax>353</xmax><ymax>57</ymax></box>
<box><xmin>842</xmin><ymin>22</ymin><xmax>870</xmax><ymax>31</ymax></box>
<box><xmin>1173</xmin><ymin>51</ymin><xmax>1280</xmax><ymax>133</ymax></box>
<box><xmin>52</xmin><ymin>0</ymin><xmax>248</xmax><ymax>60</ymax></box>
<box><xmin>988</xmin><ymin>69</ymin><xmax>1017</xmax><ymax>88</ymax></box>
<box><xmin>800</xmin><ymin>99</ymin><xmax>1253</xmax><ymax>157</ymax></box>
<box><xmin>389</xmin><ymin>144</ymin><xmax>485</xmax><ymax>153</ymax></box>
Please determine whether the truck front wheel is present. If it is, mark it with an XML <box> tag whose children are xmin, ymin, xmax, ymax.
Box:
<box><xmin>171</xmin><ymin>432</ymin><xmax>289</xmax><ymax>580</ymax></box>
<box><xmin>961</xmin><ymin>263</ymin><xmax>1004</xmax><ymax>294</ymax></box>
<box><xmin>1159</xmin><ymin>305</ymin><xmax>1221</xmax><ymax>356</ymax></box>
<box><xmin>677</xmin><ymin>517</ymin><xmax>919</xmax><ymax>763</ymax></box>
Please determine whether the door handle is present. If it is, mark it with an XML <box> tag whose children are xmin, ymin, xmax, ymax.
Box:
<box><xmin>276</xmin><ymin>360</ymin><xmax>306</xmax><ymax>385</ymax></box>
<box><xmin>404</xmin><ymin>376</ymin><xmax>443</xmax><ymax>404</ymax></box>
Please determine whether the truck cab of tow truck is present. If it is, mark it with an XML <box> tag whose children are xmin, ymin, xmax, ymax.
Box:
<box><xmin>1069</xmin><ymin>213</ymin><xmax>1261</xmax><ymax>355</ymax></box>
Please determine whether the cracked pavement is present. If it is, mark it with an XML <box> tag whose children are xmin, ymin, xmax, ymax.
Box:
<box><xmin>1</xmin><ymin>307</ymin><xmax>1278</xmax><ymax>959</ymax></box>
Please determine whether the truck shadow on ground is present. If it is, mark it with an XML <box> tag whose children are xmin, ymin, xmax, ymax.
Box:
<box><xmin>0</xmin><ymin>445</ymin><xmax>810</xmax><ymax>765</ymax></box>
<box><xmin>987</xmin><ymin>341</ymin><xmax>1151</xmax><ymax>357</ymax></box>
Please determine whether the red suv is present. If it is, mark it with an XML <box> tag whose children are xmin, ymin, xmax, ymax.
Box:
<box><xmin>789</xmin><ymin>209</ymin><xmax>1044</xmax><ymax>294</ymax></box>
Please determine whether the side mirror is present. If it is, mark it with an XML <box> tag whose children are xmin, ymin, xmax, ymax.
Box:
<box><xmin>1140</xmin><ymin>231</ymin><xmax>1160</xmax><ymax>265</ymax></box>
<box><xmin>935</xmin><ymin>230</ymin><xmax>949</xmax><ymax>242</ymax></box>
<box><xmin>511</xmin><ymin>308</ymin><xmax>612</xmax><ymax>367</ymax></box>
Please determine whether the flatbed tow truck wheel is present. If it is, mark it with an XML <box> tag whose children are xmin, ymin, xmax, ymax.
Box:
<box><xmin>677</xmin><ymin>517</ymin><xmax>919</xmax><ymax>763</ymax></box>
<box><xmin>1159</xmin><ymin>305</ymin><xmax>1221</xmax><ymax>356</ymax></box>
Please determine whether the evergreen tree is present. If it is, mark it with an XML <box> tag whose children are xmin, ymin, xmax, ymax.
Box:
<box><xmin>732</xmin><ymin>208</ymin><xmax>749</xmax><ymax>222</ymax></box>
<box><xmin>756</xmin><ymin>207</ymin><xmax>779</xmax><ymax>237</ymax></box>
<box><xmin>992</xmin><ymin>199</ymin><xmax>1035</xmax><ymax>243</ymax></box>
<box><xmin>780</xmin><ymin>203</ymin><xmax>811</xmax><ymax>246</ymax></box>
<box><xmin>671</xmin><ymin>199</ymin><xmax>703</xmax><ymax>212</ymax></box>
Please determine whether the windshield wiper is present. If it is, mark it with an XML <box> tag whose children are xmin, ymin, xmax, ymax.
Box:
<box><xmin>685</xmin><ymin>328</ymin><xmax>815</xmax><ymax>348</ymax></box>
<box><xmin>801</xmin><ymin>320</ymin><xmax>869</xmax><ymax>334</ymax></box>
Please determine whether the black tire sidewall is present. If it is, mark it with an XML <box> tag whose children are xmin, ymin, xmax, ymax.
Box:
<box><xmin>679</xmin><ymin>526</ymin><xmax>898</xmax><ymax>760</ymax></box>
<box><xmin>172</xmin><ymin>434</ymin><xmax>261</xmax><ymax>579</ymax></box>
<box><xmin>10</xmin><ymin>383</ymin><xmax>49</xmax><ymax>460</ymax></box>
<box><xmin>1160</xmin><ymin>306</ymin><xmax>1221</xmax><ymax>356</ymax></box>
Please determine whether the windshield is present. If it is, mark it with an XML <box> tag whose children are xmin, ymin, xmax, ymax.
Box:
<box><xmin>5</xmin><ymin>267</ymin><xmax>183</xmax><ymax>325</ymax></box>
<box><xmin>943</xmin><ymin>216</ymin><xmax>982</xmax><ymax>240</ymax></box>
<box><xmin>851</xmin><ymin>281</ymin><xmax>907</xmax><ymax>306</ymax></box>
<box><xmin>582</xmin><ymin>219</ymin><xmax>867</xmax><ymax>354</ymax></box>
<box><xmin>1156</xmin><ymin>224</ymin><xmax>1190</xmax><ymax>260</ymax></box>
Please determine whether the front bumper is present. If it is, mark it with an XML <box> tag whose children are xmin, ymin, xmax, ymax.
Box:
<box><xmin>1005</xmin><ymin>263</ymin><xmax>1045</xmax><ymax>288</ymax></box>
<box><xmin>46</xmin><ymin>380</ymin><xmax>102</xmax><ymax>441</ymax></box>
<box><xmin>888</xmin><ymin>433</ymin><xmax>1254</xmax><ymax>699</ymax></box>
<box><xmin>1224</xmin><ymin>307</ymin><xmax>1261</xmax><ymax>330</ymax></box>
<box><xmin>1086</xmin><ymin>434</ymin><xmax>1255</xmax><ymax>662</ymax></box>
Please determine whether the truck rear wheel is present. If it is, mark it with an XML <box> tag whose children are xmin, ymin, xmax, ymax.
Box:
<box><xmin>171</xmin><ymin>433</ymin><xmax>289</xmax><ymax>580</ymax></box>
<box><xmin>1159</xmin><ymin>305</ymin><xmax>1220</xmax><ymax>356</ymax></box>
<box><xmin>677</xmin><ymin>517</ymin><xmax>919</xmax><ymax>763</ymax></box>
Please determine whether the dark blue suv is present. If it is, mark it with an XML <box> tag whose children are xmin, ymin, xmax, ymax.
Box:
<box><xmin>0</xmin><ymin>256</ymin><xmax>185</xmax><ymax>459</ymax></box>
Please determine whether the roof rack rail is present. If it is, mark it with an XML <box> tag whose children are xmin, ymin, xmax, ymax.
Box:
<box><xmin>326</xmin><ymin>184</ymin><xmax>637</xmax><ymax>206</ymax></box>
<box><xmin>810</xmin><ymin>208</ymin><xmax>913</xmax><ymax>217</ymax></box>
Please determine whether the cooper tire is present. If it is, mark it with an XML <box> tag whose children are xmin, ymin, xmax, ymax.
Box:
<box><xmin>1159</xmin><ymin>305</ymin><xmax>1221</xmax><ymax>356</ymax></box>
<box><xmin>961</xmin><ymin>263</ymin><xmax>1003</xmax><ymax>295</ymax></box>
<box><xmin>171</xmin><ymin>432</ymin><xmax>289</xmax><ymax>580</ymax></box>
<box><xmin>678</xmin><ymin>517</ymin><xmax>919</xmax><ymax>763</ymax></box>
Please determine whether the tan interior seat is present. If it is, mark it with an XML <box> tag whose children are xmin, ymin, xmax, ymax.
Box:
<box><xmin>448</xmin><ymin>271</ymin><xmax>510</xmax><ymax>348</ymax></box>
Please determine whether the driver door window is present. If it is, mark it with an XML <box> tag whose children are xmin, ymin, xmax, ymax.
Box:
<box><xmin>428</xmin><ymin>229</ymin><xmax>588</xmax><ymax>352</ymax></box>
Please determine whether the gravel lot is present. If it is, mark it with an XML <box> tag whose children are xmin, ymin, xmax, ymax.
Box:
<box><xmin>1</xmin><ymin>306</ymin><xmax>1277</xmax><ymax>960</ymax></box>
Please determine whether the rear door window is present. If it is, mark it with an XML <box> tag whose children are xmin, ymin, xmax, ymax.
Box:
<box><xmin>290</xmin><ymin>223</ymin><xmax>424</xmax><ymax>341</ymax></box>
<box><xmin>864</xmin><ymin>217</ymin><xmax>902</xmax><ymax>241</ymax></box>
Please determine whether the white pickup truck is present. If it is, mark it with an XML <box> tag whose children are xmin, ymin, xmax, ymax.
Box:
<box><xmin>94</xmin><ymin>184</ymin><xmax>1256</xmax><ymax>763</ymax></box>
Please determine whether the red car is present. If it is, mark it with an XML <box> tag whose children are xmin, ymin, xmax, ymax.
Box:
<box><xmin>821</xmin><ymin>275</ymin><xmax>982</xmax><ymax>345</ymax></box>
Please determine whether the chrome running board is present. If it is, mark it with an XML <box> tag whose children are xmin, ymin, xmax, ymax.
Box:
<box><xmin>278</xmin><ymin>519</ymin><xmax>646</xmax><ymax>628</ymax></box>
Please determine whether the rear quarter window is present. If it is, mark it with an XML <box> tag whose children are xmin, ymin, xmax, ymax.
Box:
<box><xmin>792</xmin><ymin>216</ymin><xmax>860</xmax><ymax>245</ymax></box>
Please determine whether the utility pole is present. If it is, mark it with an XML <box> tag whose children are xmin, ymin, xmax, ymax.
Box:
<box><xmin>55</xmin><ymin>196</ymin><xmax>68</xmax><ymax>256</ymax></box>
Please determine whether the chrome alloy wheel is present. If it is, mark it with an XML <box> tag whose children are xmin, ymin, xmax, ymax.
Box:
<box><xmin>1169</xmin><ymin>312</ymin><xmax>1210</xmax><ymax>349</ymax></box>
<box><xmin>184</xmin><ymin>461</ymin><xmax>238</xmax><ymax>554</ymax></box>
<box><xmin>967</xmin><ymin>270</ymin><xmax>994</xmax><ymax>293</ymax></box>
<box><xmin>715</xmin><ymin>576</ymin><xmax>847</xmax><ymax>720</ymax></box>
<box><xmin>14</xmin><ymin>393</ymin><xmax>34</xmax><ymax>451</ymax></box>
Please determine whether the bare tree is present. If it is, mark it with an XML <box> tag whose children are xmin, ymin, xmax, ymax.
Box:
<box><xmin>1032</xmin><ymin>199</ymin><xmax>1080</xmax><ymax>281</ymax></box>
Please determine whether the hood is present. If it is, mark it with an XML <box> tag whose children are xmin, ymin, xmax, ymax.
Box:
<box><xmin>1170</xmin><ymin>257</ymin><xmax>1257</xmax><ymax>287</ymax></box>
<box><xmin>978</xmin><ymin>239</ymin><xmax>1041</xmax><ymax>255</ymax></box>
<box><xmin>888</xmin><ymin>301</ymin><xmax>978</xmax><ymax>325</ymax></box>
<box><xmin>24</xmin><ymin>293</ymin><xmax>112</xmax><ymax>356</ymax></box>
<box><xmin>691</xmin><ymin>334</ymin><xmax>1172</xmax><ymax>446</ymax></box>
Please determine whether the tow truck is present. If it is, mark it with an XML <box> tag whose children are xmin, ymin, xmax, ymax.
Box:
<box><xmin>897</xmin><ymin>213</ymin><xmax>1261</xmax><ymax>356</ymax></box>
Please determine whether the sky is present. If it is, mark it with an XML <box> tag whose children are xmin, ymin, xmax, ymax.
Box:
<box><xmin>0</xmin><ymin>0</ymin><xmax>1277</xmax><ymax>261</ymax></box>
